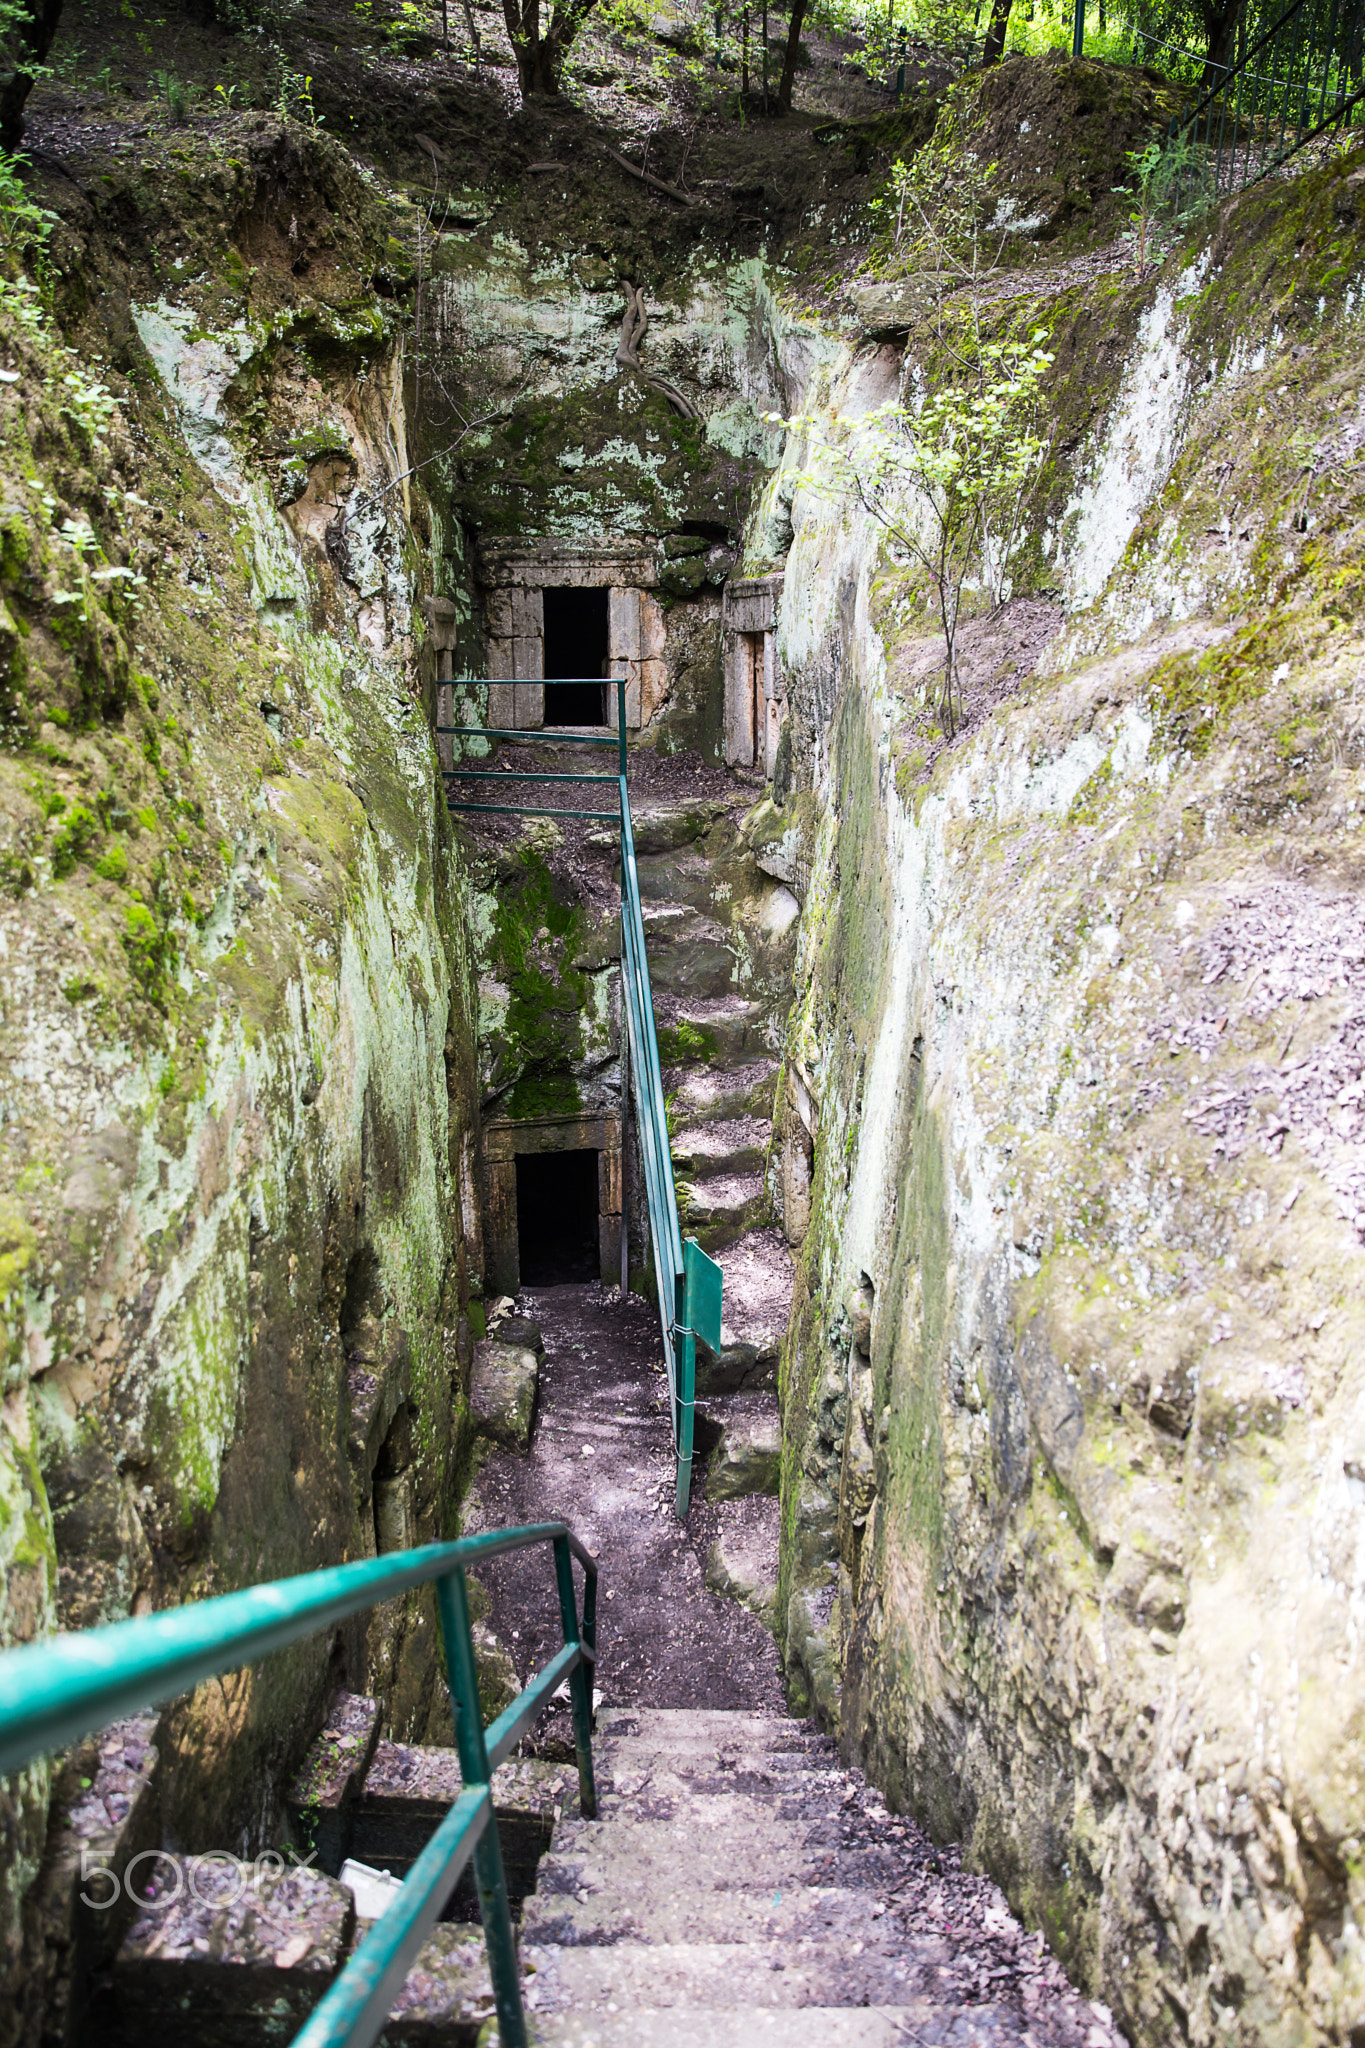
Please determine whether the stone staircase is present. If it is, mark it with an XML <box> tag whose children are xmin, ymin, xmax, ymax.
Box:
<box><xmin>631</xmin><ymin>792</ymin><xmax>797</xmax><ymax>1399</ymax></box>
<box><xmin>527</xmin><ymin>1705</ymin><xmax>1114</xmax><ymax>2046</ymax></box>
<box><xmin>57</xmin><ymin>1703</ymin><xmax>1120</xmax><ymax>2045</ymax></box>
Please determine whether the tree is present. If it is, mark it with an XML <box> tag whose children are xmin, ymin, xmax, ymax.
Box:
<box><xmin>501</xmin><ymin>0</ymin><xmax>598</xmax><ymax>93</ymax></box>
<box><xmin>786</xmin><ymin>145</ymin><xmax>1051</xmax><ymax>737</ymax></box>
<box><xmin>0</xmin><ymin>0</ymin><xmax>62</xmax><ymax>150</ymax></box>
<box><xmin>980</xmin><ymin>0</ymin><xmax>1012</xmax><ymax>67</ymax></box>
<box><xmin>1197</xmin><ymin>0</ymin><xmax>1243</xmax><ymax>81</ymax></box>
<box><xmin>776</xmin><ymin>0</ymin><xmax>806</xmax><ymax>110</ymax></box>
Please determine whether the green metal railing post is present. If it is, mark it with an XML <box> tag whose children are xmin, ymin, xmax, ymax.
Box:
<box><xmin>617</xmin><ymin>674</ymin><xmax>627</xmax><ymax>780</ymax></box>
<box><xmin>437</xmin><ymin>1568</ymin><xmax>527</xmax><ymax>2048</ymax></box>
<box><xmin>674</xmin><ymin>1266</ymin><xmax>694</xmax><ymax>1518</ymax></box>
<box><xmin>553</xmin><ymin>1533</ymin><xmax>598</xmax><ymax>1817</ymax></box>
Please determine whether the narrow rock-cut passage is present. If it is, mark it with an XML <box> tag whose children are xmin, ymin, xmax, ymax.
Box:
<box><xmin>462</xmin><ymin>1282</ymin><xmax>783</xmax><ymax>1712</ymax></box>
<box><xmin>461</xmin><ymin>1287</ymin><xmax>1127</xmax><ymax>2047</ymax></box>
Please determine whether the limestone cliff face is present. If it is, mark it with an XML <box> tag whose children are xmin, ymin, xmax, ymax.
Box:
<box><xmin>0</xmin><ymin>118</ymin><xmax>482</xmax><ymax>2016</ymax></box>
<box><xmin>771</xmin><ymin>143</ymin><xmax>1365</xmax><ymax>2048</ymax></box>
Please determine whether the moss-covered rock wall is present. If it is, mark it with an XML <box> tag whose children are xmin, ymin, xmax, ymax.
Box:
<box><xmin>772</xmin><ymin>124</ymin><xmax>1365</xmax><ymax>2048</ymax></box>
<box><xmin>0</xmin><ymin>115</ymin><xmax>484</xmax><ymax>2033</ymax></box>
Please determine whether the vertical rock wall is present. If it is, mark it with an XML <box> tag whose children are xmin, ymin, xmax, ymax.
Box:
<box><xmin>771</xmin><ymin>149</ymin><xmax>1365</xmax><ymax>2048</ymax></box>
<box><xmin>0</xmin><ymin>120</ymin><xmax>484</xmax><ymax>2031</ymax></box>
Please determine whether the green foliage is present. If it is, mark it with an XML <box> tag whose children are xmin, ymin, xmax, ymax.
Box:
<box><xmin>49</xmin><ymin>804</ymin><xmax>98</xmax><ymax>879</ymax></box>
<box><xmin>1116</xmin><ymin>130</ymin><xmax>1214</xmax><ymax>274</ymax></box>
<box><xmin>792</xmin><ymin>145</ymin><xmax>1053</xmax><ymax>737</ymax></box>
<box><xmin>154</xmin><ymin>69</ymin><xmax>194</xmax><ymax>124</ymax></box>
<box><xmin>93</xmin><ymin>842</ymin><xmax>129</xmax><ymax>884</ymax></box>
<box><xmin>122</xmin><ymin>901</ymin><xmax>177</xmax><ymax>1010</ymax></box>
<box><xmin>272</xmin><ymin>59</ymin><xmax>323</xmax><ymax>126</ymax></box>
<box><xmin>658</xmin><ymin>1018</ymin><xmax>719</xmax><ymax>1064</ymax></box>
<box><xmin>0</xmin><ymin>153</ymin><xmax>54</xmax><ymax>274</ymax></box>
<box><xmin>493</xmin><ymin>852</ymin><xmax>587</xmax><ymax>1110</ymax></box>
<box><xmin>0</xmin><ymin>0</ymin><xmax>52</xmax><ymax>89</ymax></box>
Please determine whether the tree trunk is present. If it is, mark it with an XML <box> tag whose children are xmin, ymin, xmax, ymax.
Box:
<box><xmin>1199</xmin><ymin>0</ymin><xmax>1242</xmax><ymax>87</ymax></box>
<box><xmin>0</xmin><ymin>0</ymin><xmax>64</xmax><ymax>151</ymax></box>
<box><xmin>527</xmin><ymin>36</ymin><xmax>562</xmax><ymax>90</ymax></box>
<box><xmin>981</xmin><ymin>0</ymin><xmax>1013</xmax><ymax>67</ymax></box>
<box><xmin>777</xmin><ymin>0</ymin><xmax>806</xmax><ymax>110</ymax></box>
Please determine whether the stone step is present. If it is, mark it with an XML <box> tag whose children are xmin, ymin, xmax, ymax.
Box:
<box><xmin>525</xmin><ymin>1936</ymin><xmax>954</xmax><ymax>2014</ymax></box>
<box><xmin>665</xmin><ymin>1057</ymin><xmax>779</xmax><ymax>1125</ymax></box>
<box><xmin>374</xmin><ymin>1922</ymin><xmax>496</xmax><ymax>2045</ymax></box>
<box><xmin>535</xmin><ymin>1816</ymin><xmax>826</xmax><ymax>1898</ymax></box>
<box><xmin>656</xmin><ymin>999</ymin><xmax>777</xmax><ymax>1069</ymax></box>
<box><xmin>595</xmin><ymin>1708</ymin><xmax>813</xmax><ymax>1746</ymax></box>
<box><xmin>629</xmin><ymin>799</ymin><xmax>733</xmax><ymax>857</ymax></box>
<box><xmin>112</xmin><ymin>1852</ymin><xmax>353</xmax><ymax>2043</ymax></box>
<box><xmin>636</xmin><ymin>849</ymin><xmax>724</xmax><ymax>911</ymax></box>
<box><xmin>532</xmin><ymin>2008</ymin><xmax>961</xmax><ymax>2046</ymax></box>
<box><xmin>351</xmin><ymin>1744</ymin><xmax>572</xmax><ymax>1906</ymax></box>
<box><xmin>700</xmin><ymin>1397</ymin><xmax>780</xmax><ymax>1499</ymax></box>
<box><xmin>672</xmin><ymin>1117</ymin><xmax>768</xmax><ymax>1180</ymax></box>
<box><xmin>521</xmin><ymin>1879</ymin><xmax>893</xmax><ymax>1949</ymax></box>
<box><xmin>592</xmin><ymin>1750</ymin><xmax>825</xmax><ymax>1805</ymax></box>
<box><xmin>285</xmin><ymin>1690</ymin><xmax>384</xmax><ymax>1875</ymax></box>
<box><xmin>642</xmin><ymin>909</ymin><xmax>737</xmax><ymax>1000</ymax></box>
<box><xmin>679</xmin><ymin>1172</ymin><xmax>768</xmax><ymax>1249</ymax></box>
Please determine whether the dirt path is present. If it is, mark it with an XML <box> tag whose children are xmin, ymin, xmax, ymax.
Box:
<box><xmin>462</xmin><ymin>1282</ymin><xmax>783</xmax><ymax>1714</ymax></box>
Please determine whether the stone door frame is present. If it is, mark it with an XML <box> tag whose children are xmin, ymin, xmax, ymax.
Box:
<box><xmin>723</xmin><ymin>572</ymin><xmax>785</xmax><ymax>775</ymax></box>
<box><xmin>482</xmin><ymin>1111</ymin><xmax>623</xmax><ymax>1293</ymax></box>
<box><xmin>477</xmin><ymin>540</ymin><xmax>665</xmax><ymax>733</ymax></box>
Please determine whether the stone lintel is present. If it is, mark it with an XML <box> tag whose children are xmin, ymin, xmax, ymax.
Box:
<box><xmin>483</xmin><ymin>1113</ymin><xmax>621</xmax><ymax>1166</ymax></box>
<box><xmin>723</xmin><ymin>572</ymin><xmax>785</xmax><ymax>634</ymax></box>
<box><xmin>477</xmin><ymin>538</ymin><xmax>657</xmax><ymax>589</ymax></box>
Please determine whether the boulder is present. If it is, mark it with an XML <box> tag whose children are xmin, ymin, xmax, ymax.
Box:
<box><xmin>847</xmin><ymin>274</ymin><xmax>951</xmax><ymax>338</ymax></box>
<box><xmin>471</xmin><ymin>1338</ymin><xmax>539</xmax><ymax>1450</ymax></box>
<box><xmin>705</xmin><ymin>1401</ymin><xmax>780</xmax><ymax>1500</ymax></box>
<box><xmin>704</xmin><ymin>1520</ymin><xmax>778</xmax><ymax>1631</ymax></box>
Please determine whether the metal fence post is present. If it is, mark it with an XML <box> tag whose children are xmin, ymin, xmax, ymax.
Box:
<box><xmin>436</xmin><ymin>1569</ymin><xmax>527</xmax><ymax>2048</ymax></box>
<box><xmin>674</xmin><ymin>1268</ymin><xmax>694</xmax><ymax>1519</ymax></box>
<box><xmin>1072</xmin><ymin>0</ymin><xmax>1084</xmax><ymax>57</ymax></box>
<box><xmin>552</xmin><ymin>1535</ymin><xmax>598</xmax><ymax>1818</ymax></box>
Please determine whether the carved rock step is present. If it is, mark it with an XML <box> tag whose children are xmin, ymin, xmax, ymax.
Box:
<box><xmin>353</xmin><ymin>1743</ymin><xmax>573</xmax><ymax>1905</ymax></box>
<box><xmin>525</xmin><ymin>1937</ymin><xmax>994</xmax><ymax>2016</ymax></box>
<box><xmin>698</xmin><ymin>1228</ymin><xmax>794</xmax><ymax>1396</ymax></box>
<box><xmin>672</xmin><ymin>1116</ymin><xmax>768</xmax><ymax>1179</ymax></box>
<box><xmin>534</xmin><ymin>2011</ymin><xmax>1000</xmax><ymax>2046</ymax></box>
<box><xmin>112</xmin><ymin>1853</ymin><xmax>354</xmax><ymax>2045</ymax></box>
<box><xmin>110</xmin><ymin>1855</ymin><xmax>500</xmax><ymax>2046</ymax></box>
<box><xmin>700</xmin><ymin>1395</ymin><xmax>780</xmax><ymax>1499</ymax></box>
<box><xmin>664</xmin><ymin>1056</ymin><xmax>779</xmax><ymax>1126</ymax></box>
<box><xmin>679</xmin><ymin>1170</ymin><xmax>767</xmax><ymax>1249</ymax></box>
<box><xmin>287</xmin><ymin>1698</ymin><xmax>572</xmax><ymax>1898</ymax></box>
<box><xmin>595</xmin><ymin>1706</ymin><xmax>821</xmax><ymax>1747</ymax></box>
<box><xmin>640</xmin><ymin>906</ymin><xmax>737</xmax><ymax>1000</ymax></box>
<box><xmin>656</xmin><ymin>996</ymin><xmax>777</xmax><ymax>1069</ymax></box>
<box><xmin>521</xmin><ymin>1879</ymin><xmax>897</xmax><ymax>1948</ymax></box>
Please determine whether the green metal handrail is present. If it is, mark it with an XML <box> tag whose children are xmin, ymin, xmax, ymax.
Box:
<box><xmin>618</xmin><ymin>763</ymin><xmax>694</xmax><ymax>1516</ymax></box>
<box><xmin>437</xmin><ymin>675</ymin><xmax>711</xmax><ymax>1516</ymax></box>
<box><xmin>0</xmin><ymin>1524</ymin><xmax>597</xmax><ymax>2048</ymax></box>
<box><xmin>440</xmin><ymin>678</ymin><xmax>628</xmax><ymax>823</ymax></box>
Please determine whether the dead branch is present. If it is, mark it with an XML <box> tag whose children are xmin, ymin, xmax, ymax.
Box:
<box><xmin>615</xmin><ymin>283</ymin><xmax>699</xmax><ymax>421</ymax></box>
<box><xmin>605</xmin><ymin>145</ymin><xmax>696</xmax><ymax>206</ymax></box>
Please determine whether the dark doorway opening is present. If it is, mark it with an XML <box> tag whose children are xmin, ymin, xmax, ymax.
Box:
<box><xmin>542</xmin><ymin>586</ymin><xmax>608</xmax><ymax>725</ymax></box>
<box><xmin>516</xmin><ymin>1149</ymin><xmax>600</xmax><ymax>1284</ymax></box>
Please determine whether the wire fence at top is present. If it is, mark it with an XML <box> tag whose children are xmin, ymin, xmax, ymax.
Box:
<box><xmin>1167</xmin><ymin>0</ymin><xmax>1365</xmax><ymax>201</ymax></box>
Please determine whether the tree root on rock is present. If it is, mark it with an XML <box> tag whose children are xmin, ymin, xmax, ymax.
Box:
<box><xmin>616</xmin><ymin>282</ymin><xmax>699</xmax><ymax>421</ymax></box>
